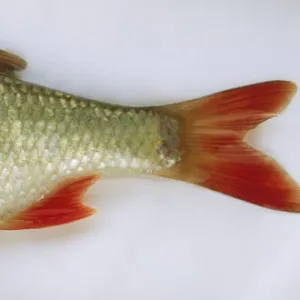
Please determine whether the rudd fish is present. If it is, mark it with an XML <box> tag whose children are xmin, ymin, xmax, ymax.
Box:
<box><xmin>0</xmin><ymin>49</ymin><xmax>298</xmax><ymax>230</ymax></box>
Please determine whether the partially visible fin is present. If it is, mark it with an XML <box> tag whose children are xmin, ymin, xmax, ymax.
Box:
<box><xmin>0</xmin><ymin>174</ymin><xmax>99</xmax><ymax>230</ymax></box>
<box><xmin>0</xmin><ymin>50</ymin><xmax>27</xmax><ymax>77</ymax></box>
<box><xmin>155</xmin><ymin>81</ymin><xmax>300</xmax><ymax>212</ymax></box>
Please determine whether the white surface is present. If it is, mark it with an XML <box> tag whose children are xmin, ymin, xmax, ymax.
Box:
<box><xmin>0</xmin><ymin>0</ymin><xmax>300</xmax><ymax>299</ymax></box>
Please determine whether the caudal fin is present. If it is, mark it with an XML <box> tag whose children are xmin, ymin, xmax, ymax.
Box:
<box><xmin>156</xmin><ymin>81</ymin><xmax>300</xmax><ymax>212</ymax></box>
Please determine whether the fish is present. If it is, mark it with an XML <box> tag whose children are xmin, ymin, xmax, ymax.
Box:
<box><xmin>0</xmin><ymin>49</ymin><xmax>298</xmax><ymax>230</ymax></box>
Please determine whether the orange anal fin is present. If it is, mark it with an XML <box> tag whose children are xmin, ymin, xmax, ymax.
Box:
<box><xmin>4</xmin><ymin>174</ymin><xmax>100</xmax><ymax>230</ymax></box>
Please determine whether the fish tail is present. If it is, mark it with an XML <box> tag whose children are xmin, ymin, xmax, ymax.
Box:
<box><xmin>156</xmin><ymin>80</ymin><xmax>300</xmax><ymax>212</ymax></box>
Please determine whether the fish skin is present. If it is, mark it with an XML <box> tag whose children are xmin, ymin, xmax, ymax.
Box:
<box><xmin>0</xmin><ymin>50</ymin><xmax>299</xmax><ymax>230</ymax></box>
<box><xmin>0</xmin><ymin>74</ymin><xmax>181</xmax><ymax>221</ymax></box>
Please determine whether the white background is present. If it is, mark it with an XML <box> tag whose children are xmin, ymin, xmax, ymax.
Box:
<box><xmin>0</xmin><ymin>0</ymin><xmax>300</xmax><ymax>299</ymax></box>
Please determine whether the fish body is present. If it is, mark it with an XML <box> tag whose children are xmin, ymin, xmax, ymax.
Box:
<box><xmin>0</xmin><ymin>75</ymin><xmax>181</xmax><ymax>221</ymax></box>
<box><xmin>0</xmin><ymin>50</ymin><xmax>299</xmax><ymax>230</ymax></box>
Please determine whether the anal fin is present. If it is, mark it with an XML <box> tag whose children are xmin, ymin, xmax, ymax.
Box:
<box><xmin>1</xmin><ymin>174</ymin><xmax>99</xmax><ymax>230</ymax></box>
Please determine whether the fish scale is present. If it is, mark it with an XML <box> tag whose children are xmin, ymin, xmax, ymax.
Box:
<box><xmin>0</xmin><ymin>74</ymin><xmax>181</xmax><ymax>220</ymax></box>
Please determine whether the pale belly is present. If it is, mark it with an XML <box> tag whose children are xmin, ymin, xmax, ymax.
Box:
<box><xmin>0</xmin><ymin>117</ymin><xmax>181</xmax><ymax>220</ymax></box>
<box><xmin>0</xmin><ymin>147</ymin><xmax>172</xmax><ymax>221</ymax></box>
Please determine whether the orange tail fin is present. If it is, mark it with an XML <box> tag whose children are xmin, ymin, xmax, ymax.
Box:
<box><xmin>157</xmin><ymin>80</ymin><xmax>300</xmax><ymax>212</ymax></box>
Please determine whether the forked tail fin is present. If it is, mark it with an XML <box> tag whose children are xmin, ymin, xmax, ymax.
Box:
<box><xmin>156</xmin><ymin>81</ymin><xmax>300</xmax><ymax>212</ymax></box>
